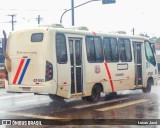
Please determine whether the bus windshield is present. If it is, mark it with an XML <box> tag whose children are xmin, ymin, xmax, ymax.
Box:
<box><xmin>145</xmin><ymin>40</ymin><xmax>156</xmax><ymax>66</ymax></box>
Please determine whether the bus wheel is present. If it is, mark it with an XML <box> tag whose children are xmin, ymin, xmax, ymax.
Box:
<box><xmin>81</xmin><ymin>96</ymin><xmax>87</xmax><ymax>102</ymax></box>
<box><xmin>142</xmin><ymin>79</ymin><xmax>153</xmax><ymax>93</ymax></box>
<box><xmin>49</xmin><ymin>94</ymin><xmax>64</xmax><ymax>102</ymax></box>
<box><xmin>87</xmin><ymin>85</ymin><xmax>101</xmax><ymax>102</ymax></box>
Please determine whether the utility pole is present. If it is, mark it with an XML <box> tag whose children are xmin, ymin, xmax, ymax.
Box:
<box><xmin>8</xmin><ymin>14</ymin><xmax>16</xmax><ymax>31</ymax></box>
<box><xmin>131</xmin><ymin>28</ymin><xmax>135</xmax><ymax>35</ymax></box>
<box><xmin>60</xmin><ymin>0</ymin><xmax>115</xmax><ymax>26</ymax></box>
<box><xmin>61</xmin><ymin>0</ymin><xmax>100</xmax><ymax>26</ymax></box>
<box><xmin>71</xmin><ymin>0</ymin><xmax>75</xmax><ymax>26</ymax></box>
<box><xmin>36</xmin><ymin>15</ymin><xmax>43</xmax><ymax>25</ymax></box>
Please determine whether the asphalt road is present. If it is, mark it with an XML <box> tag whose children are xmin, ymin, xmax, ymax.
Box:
<box><xmin>0</xmin><ymin>85</ymin><xmax>160</xmax><ymax>128</ymax></box>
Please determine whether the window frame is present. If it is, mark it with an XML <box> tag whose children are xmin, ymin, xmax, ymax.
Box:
<box><xmin>103</xmin><ymin>37</ymin><xmax>119</xmax><ymax>62</ymax></box>
<box><xmin>118</xmin><ymin>38</ymin><xmax>132</xmax><ymax>62</ymax></box>
<box><xmin>85</xmin><ymin>35</ymin><xmax>104</xmax><ymax>63</ymax></box>
<box><xmin>56</xmin><ymin>33</ymin><xmax>68</xmax><ymax>64</ymax></box>
<box><xmin>31</xmin><ymin>33</ymin><xmax>44</xmax><ymax>42</ymax></box>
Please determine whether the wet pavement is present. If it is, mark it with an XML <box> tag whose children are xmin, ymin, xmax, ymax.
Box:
<box><xmin>0</xmin><ymin>85</ymin><xmax>160</xmax><ymax>127</ymax></box>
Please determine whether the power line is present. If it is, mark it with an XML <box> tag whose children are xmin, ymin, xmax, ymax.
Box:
<box><xmin>0</xmin><ymin>22</ymin><xmax>10</xmax><ymax>23</ymax></box>
<box><xmin>0</xmin><ymin>8</ymin><xmax>52</xmax><ymax>12</ymax></box>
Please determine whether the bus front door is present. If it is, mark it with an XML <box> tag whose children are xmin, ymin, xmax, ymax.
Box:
<box><xmin>133</xmin><ymin>42</ymin><xmax>143</xmax><ymax>86</ymax></box>
<box><xmin>69</xmin><ymin>38</ymin><xmax>83</xmax><ymax>95</ymax></box>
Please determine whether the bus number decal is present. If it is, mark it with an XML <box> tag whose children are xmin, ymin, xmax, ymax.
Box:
<box><xmin>33</xmin><ymin>79</ymin><xmax>44</xmax><ymax>82</ymax></box>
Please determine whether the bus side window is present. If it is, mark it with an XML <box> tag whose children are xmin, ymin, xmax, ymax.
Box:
<box><xmin>56</xmin><ymin>33</ymin><xmax>68</xmax><ymax>64</ymax></box>
<box><xmin>86</xmin><ymin>36</ymin><xmax>96</xmax><ymax>62</ymax></box>
<box><xmin>118</xmin><ymin>39</ymin><xmax>126</xmax><ymax>62</ymax></box>
<box><xmin>94</xmin><ymin>37</ymin><xmax>104</xmax><ymax>62</ymax></box>
<box><xmin>86</xmin><ymin>36</ymin><xmax>104</xmax><ymax>63</ymax></box>
<box><xmin>124</xmin><ymin>39</ymin><xmax>132</xmax><ymax>62</ymax></box>
<box><xmin>118</xmin><ymin>38</ymin><xmax>132</xmax><ymax>62</ymax></box>
<box><xmin>110</xmin><ymin>38</ymin><xmax>119</xmax><ymax>62</ymax></box>
<box><xmin>103</xmin><ymin>37</ymin><xmax>119</xmax><ymax>62</ymax></box>
<box><xmin>103</xmin><ymin>37</ymin><xmax>112</xmax><ymax>62</ymax></box>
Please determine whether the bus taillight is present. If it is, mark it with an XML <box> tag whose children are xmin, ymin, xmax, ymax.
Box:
<box><xmin>45</xmin><ymin>61</ymin><xmax>53</xmax><ymax>81</ymax></box>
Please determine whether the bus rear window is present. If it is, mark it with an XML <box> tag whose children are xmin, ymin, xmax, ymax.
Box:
<box><xmin>31</xmin><ymin>33</ymin><xmax>43</xmax><ymax>42</ymax></box>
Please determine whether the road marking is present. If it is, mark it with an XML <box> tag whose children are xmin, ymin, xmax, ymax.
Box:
<box><xmin>15</xmin><ymin>97</ymin><xmax>51</xmax><ymax>104</ymax></box>
<box><xmin>0</xmin><ymin>111</ymin><xmax>66</xmax><ymax>120</ymax></box>
<box><xmin>0</xmin><ymin>93</ymin><xmax>33</xmax><ymax>99</ymax></box>
<box><xmin>0</xmin><ymin>97</ymin><xmax>51</xmax><ymax>109</ymax></box>
<box><xmin>73</xmin><ymin>97</ymin><xmax>129</xmax><ymax>109</ymax></box>
<box><xmin>96</xmin><ymin>99</ymin><xmax>148</xmax><ymax>111</ymax></box>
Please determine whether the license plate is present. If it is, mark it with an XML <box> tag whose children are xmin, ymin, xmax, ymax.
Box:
<box><xmin>22</xmin><ymin>87</ymin><xmax>31</xmax><ymax>92</ymax></box>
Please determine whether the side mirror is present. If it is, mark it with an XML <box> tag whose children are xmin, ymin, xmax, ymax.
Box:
<box><xmin>2</xmin><ymin>30</ymin><xmax>11</xmax><ymax>73</ymax></box>
<box><xmin>2</xmin><ymin>30</ymin><xmax>8</xmax><ymax>59</ymax></box>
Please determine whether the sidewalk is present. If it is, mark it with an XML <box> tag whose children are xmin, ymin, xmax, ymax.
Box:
<box><xmin>0</xmin><ymin>79</ymin><xmax>5</xmax><ymax>88</ymax></box>
<box><xmin>0</xmin><ymin>88</ymin><xmax>8</xmax><ymax>96</ymax></box>
<box><xmin>0</xmin><ymin>69</ymin><xmax>5</xmax><ymax>88</ymax></box>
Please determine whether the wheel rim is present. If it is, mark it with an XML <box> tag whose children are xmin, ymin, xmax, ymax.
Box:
<box><xmin>92</xmin><ymin>88</ymin><xmax>100</xmax><ymax>101</ymax></box>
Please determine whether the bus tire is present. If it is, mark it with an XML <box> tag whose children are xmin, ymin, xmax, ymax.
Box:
<box><xmin>49</xmin><ymin>94</ymin><xmax>64</xmax><ymax>102</ymax></box>
<box><xmin>81</xmin><ymin>96</ymin><xmax>87</xmax><ymax>102</ymax></box>
<box><xmin>142</xmin><ymin>78</ymin><xmax>153</xmax><ymax>93</ymax></box>
<box><xmin>86</xmin><ymin>85</ymin><xmax>101</xmax><ymax>102</ymax></box>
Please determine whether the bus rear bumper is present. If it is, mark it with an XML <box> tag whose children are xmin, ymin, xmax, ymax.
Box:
<box><xmin>5</xmin><ymin>80</ymin><xmax>57</xmax><ymax>94</ymax></box>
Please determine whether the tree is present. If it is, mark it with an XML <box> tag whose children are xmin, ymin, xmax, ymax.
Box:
<box><xmin>139</xmin><ymin>33</ymin><xmax>150</xmax><ymax>38</ymax></box>
<box><xmin>149</xmin><ymin>36</ymin><xmax>158</xmax><ymax>43</ymax></box>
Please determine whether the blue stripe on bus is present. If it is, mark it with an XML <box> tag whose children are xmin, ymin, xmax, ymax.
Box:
<box><xmin>18</xmin><ymin>59</ymin><xmax>31</xmax><ymax>84</ymax></box>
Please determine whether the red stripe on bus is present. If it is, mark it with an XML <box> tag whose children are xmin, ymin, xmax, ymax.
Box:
<box><xmin>92</xmin><ymin>32</ymin><xmax>96</xmax><ymax>35</ymax></box>
<box><xmin>13</xmin><ymin>59</ymin><xmax>25</xmax><ymax>84</ymax></box>
<box><xmin>104</xmin><ymin>62</ymin><xmax>115</xmax><ymax>92</ymax></box>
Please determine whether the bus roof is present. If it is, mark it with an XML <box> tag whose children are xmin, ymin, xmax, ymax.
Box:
<box><xmin>43</xmin><ymin>24</ymin><xmax>149</xmax><ymax>41</ymax></box>
<box><xmin>11</xmin><ymin>24</ymin><xmax>149</xmax><ymax>41</ymax></box>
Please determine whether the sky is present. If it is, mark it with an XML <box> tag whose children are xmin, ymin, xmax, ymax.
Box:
<box><xmin>0</xmin><ymin>0</ymin><xmax>160</xmax><ymax>37</ymax></box>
